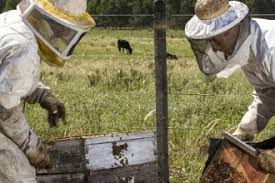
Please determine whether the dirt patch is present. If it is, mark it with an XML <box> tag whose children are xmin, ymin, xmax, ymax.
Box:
<box><xmin>200</xmin><ymin>161</ymin><xmax>247</xmax><ymax>183</ymax></box>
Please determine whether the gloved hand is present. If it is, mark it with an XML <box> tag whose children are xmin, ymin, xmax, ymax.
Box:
<box><xmin>231</xmin><ymin>126</ymin><xmax>254</xmax><ymax>142</ymax></box>
<box><xmin>39</xmin><ymin>91</ymin><xmax>66</xmax><ymax>127</ymax></box>
<box><xmin>24</xmin><ymin>140</ymin><xmax>52</xmax><ymax>169</ymax></box>
<box><xmin>258</xmin><ymin>149</ymin><xmax>275</xmax><ymax>173</ymax></box>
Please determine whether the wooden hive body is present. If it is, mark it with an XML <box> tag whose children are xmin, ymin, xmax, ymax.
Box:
<box><xmin>37</xmin><ymin>131</ymin><xmax>160</xmax><ymax>183</ymax></box>
<box><xmin>201</xmin><ymin>139</ymin><xmax>275</xmax><ymax>183</ymax></box>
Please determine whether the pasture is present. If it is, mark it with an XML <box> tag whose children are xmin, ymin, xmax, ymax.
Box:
<box><xmin>25</xmin><ymin>28</ymin><xmax>275</xmax><ymax>182</ymax></box>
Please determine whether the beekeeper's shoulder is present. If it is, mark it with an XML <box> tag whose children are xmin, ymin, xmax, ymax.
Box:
<box><xmin>0</xmin><ymin>10</ymin><xmax>37</xmax><ymax>50</ymax></box>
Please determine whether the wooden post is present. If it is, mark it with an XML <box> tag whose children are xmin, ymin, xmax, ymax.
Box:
<box><xmin>154</xmin><ymin>0</ymin><xmax>169</xmax><ymax>182</ymax></box>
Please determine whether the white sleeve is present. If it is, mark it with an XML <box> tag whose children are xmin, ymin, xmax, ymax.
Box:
<box><xmin>265</xmin><ymin>49</ymin><xmax>275</xmax><ymax>84</ymax></box>
<box><xmin>239</xmin><ymin>88</ymin><xmax>275</xmax><ymax>134</ymax></box>
<box><xmin>0</xmin><ymin>38</ymin><xmax>40</xmax><ymax>109</ymax></box>
<box><xmin>0</xmin><ymin>105</ymin><xmax>43</xmax><ymax>164</ymax></box>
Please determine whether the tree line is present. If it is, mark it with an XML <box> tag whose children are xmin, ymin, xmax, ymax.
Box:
<box><xmin>1</xmin><ymin>0</ymin><xmax>274</xmax><ymax>28</ymax></box>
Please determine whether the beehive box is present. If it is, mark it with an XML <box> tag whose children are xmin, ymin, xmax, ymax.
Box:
<box><xmin>37</xmin><ymin>131</ymin><xmax>160</xmax><ymax>183</ymax></box>
<box><xmin>200</xmin><ymin>138</ymin><xmax>275</xmax><ymax>183</ymax></box>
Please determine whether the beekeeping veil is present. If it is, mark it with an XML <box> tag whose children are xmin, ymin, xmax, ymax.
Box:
<box><xmin>185</xmin><ymin>0</ymin><xmax>251</xmax><ymax>78</ymax></box>
<box><xmin>17</xmin><ymin>0</ymin><xmax>96</xmax><ymax>67</ymax></box>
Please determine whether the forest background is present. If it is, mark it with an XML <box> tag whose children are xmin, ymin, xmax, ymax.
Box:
<box><xmin>1</xmin><ymin>0</ymin><xmax>274</xmax><ymax>28</ymax></box>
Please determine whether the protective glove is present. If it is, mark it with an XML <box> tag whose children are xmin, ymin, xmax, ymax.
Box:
<box><xmin>231</xmin><ymin>126</ymin><xmax>254</xmax><ymax>142</ymax></box>
<box><xmin>24</xmin><ymin>140</ymin><xmax>52</xmax><ymax>169</ymax></box>
<box><xmin>257</xmin><ymin>149</ymin><xmax>275</xmax><ymax>173</ymax></box>
<box><xmin>39</xmin><ymin>91</ymin><xmax>66</xmax><ymax>127</ymax></box>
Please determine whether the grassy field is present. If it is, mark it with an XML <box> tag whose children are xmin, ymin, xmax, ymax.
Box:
<box><xmin>25</xmin><ymin>28</ymin><xmax>275</xmax><ymax>182</ymax></box>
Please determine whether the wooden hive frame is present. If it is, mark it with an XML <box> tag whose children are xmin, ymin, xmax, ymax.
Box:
<box><xmin>201</xmin><ymin>138</ymin><xmax>275</xmax><ymax>183</ymax></box>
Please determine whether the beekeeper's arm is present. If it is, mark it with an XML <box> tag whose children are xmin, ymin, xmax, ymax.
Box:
<box><xmin>233</xmin><ymin>88</ymin><xmax>275</xmax><ymax>139</ymax></box>
<box><xmin>0</xmin><ymin>40</ymin><xmax>49</xmax><ymax>168</ymax></box>
<box><xmin>25</xmin><ymin>83</ymin><xmax>66</xmax><ymax>127</ymax></box>
<box><xmin>233</xmin><ymin>50</ymin><xmax>275</xmax><ymax>140</ymax></box>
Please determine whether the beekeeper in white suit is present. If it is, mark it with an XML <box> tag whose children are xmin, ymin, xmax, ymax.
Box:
<box><xmin>185</xmin><ymin>0</ymin><xmax>275</xmax><ymax>173</ymax></box>
<box><xmin>0</xmin><ymin>0</ymin><xmax>95</xmax><ymax>182</ymax></box>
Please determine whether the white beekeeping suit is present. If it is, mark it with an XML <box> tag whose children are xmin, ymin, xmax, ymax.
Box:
<box><xmin>185</xmin><ymin>0</ymin><xmax>275</xmax><ymax>173</ymax></box>
<box><xmin>239</xmin><ymin>18</ymin><xmax>275</xmax><ymax>136</ymax></box>
<box><xmin>0</xmin><ymin>0</ymin><xmax>95</xmax><ymax>182</ymax></box>
<box><xmin>0</xmin><ymin>9</ymin><xmax>42</xmax><ymax>183</ymax></box>
<box><xmin>185</xmin><ymin>0</ymin><xmax>275</xmax><ymax>141</ymax></box>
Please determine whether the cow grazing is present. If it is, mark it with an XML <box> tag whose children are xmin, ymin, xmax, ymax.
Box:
<box><xmin>166</xmin><ymin>52</ymin><xmax>178</xmax><ymax>60</ymax></box>
<box><xmin>117</xmin><ymin>39</ymin><xmax>133</xmax><ymax>55</ymax></box>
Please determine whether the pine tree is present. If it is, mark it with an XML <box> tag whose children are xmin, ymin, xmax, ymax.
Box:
<box><xmin>130</xmin><ymin>0</ymin><xmax>152</xmax><ymax>27</ymax></box>
<box><xmin>0</xmin><ymin>0</ymin><xmax>6</xmax><ymax>13</ymax></box>
<box><xmin>3</xmin><ymin>0</ymin><xmax>20</xmax><ymax>12</ymax></box>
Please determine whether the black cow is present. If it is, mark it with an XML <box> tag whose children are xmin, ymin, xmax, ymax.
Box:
<box><xmin>117</xmin><ymin>39</ymin><xmax>133</xmax><ymax>55</ymax></box>
<box><xmin>166</xmin><ymin>52</ymin><xmax>178</xmax><ymax>60</ymax></box>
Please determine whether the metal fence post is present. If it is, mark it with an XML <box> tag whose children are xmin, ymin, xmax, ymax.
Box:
<box><xmin>154</xmin><ymin>0</ymin><xmax>169</xmax><ymax>182</ymax></box>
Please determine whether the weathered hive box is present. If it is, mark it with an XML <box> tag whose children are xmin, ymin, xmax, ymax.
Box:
<box><xmin>37</xmin><ymin>131</ymin><xmax>160</xmax><ymax>183</ymax></box>
<box><xmin>201</xmin><ymin>137</ymin><xmax>275</xmax><ymax>183</ymax></box>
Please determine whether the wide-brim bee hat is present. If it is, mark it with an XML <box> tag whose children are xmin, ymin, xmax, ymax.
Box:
<box><xmin>185</xmin><ymin>0</ymin><xmax>249</xmax><ymax>40</ymax></box>
<box><xmin>17</xmin><ymin>0</ymin><xmax>96</xmax><ymax>67</ymax></box>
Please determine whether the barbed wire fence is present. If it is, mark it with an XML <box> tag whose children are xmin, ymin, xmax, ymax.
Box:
<box><xmin>70</xmin><ymin>13</ymin><xmax>275</xmax><ymax>137</ymax></box>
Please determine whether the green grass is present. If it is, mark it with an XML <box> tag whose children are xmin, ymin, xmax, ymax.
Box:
<box><xmin>24</xmin><ymin>28</ymin><xmax>275</xmax><ymax>182</ymax></box>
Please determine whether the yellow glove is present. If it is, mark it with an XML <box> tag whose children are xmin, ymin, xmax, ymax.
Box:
<box><xmin>258</xmin><ymin>149</ymin><xmax>275</xmax><ymax>173</ymax></box>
